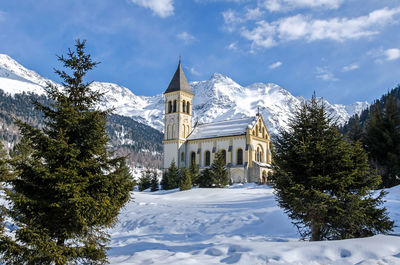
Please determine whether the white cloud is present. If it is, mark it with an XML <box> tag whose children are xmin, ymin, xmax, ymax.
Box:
<box><xmin>262</xmin><ymin>0</ymin><xmax>344</xmax><ymax>12</ymax></box>
<box><xmin>227</xmin><ymin>42</ymin><xmax>238</xmax><ymax>50</ymax></box>
<box><xmin>342</xmin><ymin>63</ymin><xmax>359</xmax><ymax>72</ymax></box>
<box><xmin>245</xmin><ymin>7</ymin><xmax>264</xmax><ymax>20</ymax></box>
<box><xmin>239</xmin><ymin>7</ymin><xmax>400</xmax><ymax>49</ymax></box>
<box><xmin>384</xmin><ymin>48</ymin><xmax>400</xmax><ymax>61</ymax></box>
<box><xmin>316</xmin><ymin>67</ymin><xmax>338</xmax><ymax>81</ymax></box>
<box><xmin>269</xmin><ymin>61</ymin><xmax>282</xmax><ymax>69</ymax></box>
<box><xmin>190</xmin><ymin>67</ymin><xmax>201</xmax><ymax>76</ymax></box>
<box><xmin>130</xmin><ymin>0</ymin><xmax>174</xmax><ymax>18</ymax></box>
<box><xmin>177</xmin><ymin>32</ymin><xmax>196</xmax><ymax>44</ymax></box>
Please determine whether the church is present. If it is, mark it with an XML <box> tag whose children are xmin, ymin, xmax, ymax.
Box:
<box><xmin>162</xmin><ymin>61</ymin><xmax>273</xmax><ymax>183</ymax></box>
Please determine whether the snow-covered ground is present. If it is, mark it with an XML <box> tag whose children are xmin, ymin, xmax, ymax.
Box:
<box><xmin>108</xmin><ymin>184</ymin><xmax>400</xmax><ymax>265</ymax></box>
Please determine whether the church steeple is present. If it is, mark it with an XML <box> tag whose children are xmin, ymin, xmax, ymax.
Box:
<box><xmin>164</xmin><ymin>60</ymin><xmax>193</xmax><ymax>95</ymax></box>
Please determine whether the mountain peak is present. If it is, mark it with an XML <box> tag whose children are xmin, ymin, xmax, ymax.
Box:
<box><xmin>0</xmin><ymin>53</ymin><xmax>369</xmax><ymax>134</ymax></box>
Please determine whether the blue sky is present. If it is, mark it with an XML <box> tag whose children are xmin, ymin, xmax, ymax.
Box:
<box><xmin>1</xmin><ymin>0</ymin><xmax>400</xmax><ymax>104</ymax></box>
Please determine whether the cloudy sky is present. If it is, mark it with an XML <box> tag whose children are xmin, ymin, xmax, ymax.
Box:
<box><xmin>1</xmin><ymin>0</ymin><xmax>400</xmax><ymax>104</ymax></box>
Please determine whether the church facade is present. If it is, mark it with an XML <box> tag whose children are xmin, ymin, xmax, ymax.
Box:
<box><xmin>162</xmin><ymin>62</ymin><xmax>272</xmax><ymax>183</ymax></box>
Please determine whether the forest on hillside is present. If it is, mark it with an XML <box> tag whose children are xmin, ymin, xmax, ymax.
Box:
<box><xmin>0</xmin><ymin>90</ymin><xmax>163</xmax><ymax>168</ymax></box>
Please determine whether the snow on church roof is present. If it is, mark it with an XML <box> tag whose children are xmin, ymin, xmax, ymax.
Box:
<box><xmin>187</xmin><ymin>117</ymin><xmax>257</xmax><ymax>140</ymax></box>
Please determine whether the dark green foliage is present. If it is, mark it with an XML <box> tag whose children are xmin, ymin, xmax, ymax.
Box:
<box><xmin>0</xmin><ymin>142</ymin><xmax>11</xmax><ymax>255</ymax></box>
<box><xmin>273</xmin><ymin>95</ymin><xmax>393</xmax><ymax>241</ymax></box>
<box><xmin>198</xmin><ymin>168</ymin><xmax>214</xmax><ymax>188</ymax></box>
<box><xmin>0</xmin><ymin>88</ymin><xmax>163</xmax><ymax>168</ymax></box>
<box><xmin>341</xmin><ymin>85</ymin><xmax>400</xmax><ymax>188</ymax></box>
<box><xmin>150</xmin><ymin>169</ymin><xmax>159</xmax><ymax>192</ymax></box>
<box><xmin>346</xmin><ymin>114</ymin><xmax>363</xmax><ymax>142</ymax></box>
<box><xmin>197</xmin><ymin>152</ymin><xmax>228</xmax><ymax>188</ymax></box>
<box><xmin>161</xmin><ymin>161</ymin><xmax>179</xmax><ymax>190</ymax></box>
<box><xmin>139</xmin><ymin>168</ymin><xmax>152</xmax><ymax>191</ymax></box>
<box><xmin>2</xmin><ymin>40</ymin><xmax>135</xmax><ymax>264</ymax></box>
<box><xmin>107</xmin><ymin>114</ymin><xmax>163</xmax><ymax>167</ymax></box>
<box><xmin>210</xmin><ymin>151</ymin><xmax>229</xmax><ymax>188</ymax></box>
<box><xmin>364</xmin><ymin>95</ymin><xmax>400</xmax><ymax>187</ymax></box>
<box><xmin>189</xmin><ymin>161</ymin><xmax>200</xmax><ymax>186</ymax></box>
<box><xmin>179</xmin><ymin>167</ymin><xmax>191</xmax><ymax>191</ymax></box>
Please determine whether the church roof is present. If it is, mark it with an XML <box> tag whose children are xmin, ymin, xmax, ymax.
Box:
<box><xmin>187</xmin><ymin>117</ymin><xmax>257</xmax><ymax>140</ymax></box>
<box><xmin>164</xmin><ymin>61</ymin><xmax>193</xmax><ymax>95</ymax></box>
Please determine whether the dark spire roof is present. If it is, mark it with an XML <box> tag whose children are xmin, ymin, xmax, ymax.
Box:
<box><xmin>164</xmin><ymin>61</ymin><xmax>193</xmax><ymax>95</ymax></box>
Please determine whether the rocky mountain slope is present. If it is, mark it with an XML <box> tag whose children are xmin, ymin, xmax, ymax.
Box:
<box><xmin>0</xmin><ymin>53</ymin><xmax>368</xmax><ymax>137</ymax></box>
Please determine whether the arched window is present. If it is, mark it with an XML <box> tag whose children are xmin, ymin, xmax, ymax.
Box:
<box><xmin>237</xmin><ymin>148</ymin><xmax>243</xmax><ymax>165</ymax></box>
<box><xmin>259</xmin><ymin>121</ymin><xmax>262</xmax><ymax>132</ymax></box>
<box><xmin>255</xmin><ymin>125</ymin><xmax>258</xmax><ymax>136</ymax></box>
<box><xmin>181</xmin><ymin>152</ymin><xmax>185</xmax><ymax>162</ymax></box>
<box><xmin>191</xmin><ymin>152</ymin><xmax>196</xmax><ymax>166</ymax></box>
<box><xmin>166</xmin><ymin>125</ymin><xmax>170</xmax><ymax>139</ymax></box>
<box><xmin>168</xmin><ymin>101</ymin><xmax>172</xmax><ymax>113</ymax></box>
<box><xmin>173</xmin><ymin>100</ymin><xmax>177</xmax><ymax>112</ymax></box>
<box><xmin>182</xmin><ymin>101</ymin><xmax>186</xmax><ymax>113</ymax></box>
<box><xmin>172</xmin><ymin>124</ymin><xmax>175</xmax><ymax>138</ymax></box>
<box><xmin>262</xmin><ymin>128</ymin><xmax>265</xmax><ymax>138</ymax></box>
<box><xmin>205</xmin><ymin>151</ymin><xmax>211</xmax><ymax>166</ymax></box>
<box><xmin>221</xmin><ymin>150</ymin><xmax>226</xmax><ymax>165</ymax></box>
<box><xmin>187</xmin><ymin>102</ymin><xmax>190</xmax><ymax>114</ymax></box>
<box><xmin>256</xmin><ymin>147</ymin><xmax>260</xmax><ymax>162</ymax></box>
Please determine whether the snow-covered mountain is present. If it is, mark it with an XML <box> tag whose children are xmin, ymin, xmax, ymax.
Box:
<box><xmin>0</xmin><ymin>54</ymin><xmax>369</xmax><ymax>135</ymax></box>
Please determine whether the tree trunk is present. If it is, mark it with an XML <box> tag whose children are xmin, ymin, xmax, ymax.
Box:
<box><xmin>311</xmin><ymin>220</ymin><xmax>321</xmax><ymax>241</ymax></box>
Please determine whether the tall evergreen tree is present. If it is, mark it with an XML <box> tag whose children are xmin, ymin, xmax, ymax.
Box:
<box><xmin>179</xmin><ymin>167</ymin><xmax>191</xmax><ymax>191</ymax></box>
<box><xmin>150</xmin><ymin>169</ymin><xmax>159</xmax><ymax>192</ymax></box>
<box><xmin>2</xmin><ymin>40</ymin><xmax>134</xmax><ymax>264</ymax></box>
<box><xmin>272</xmin><ymin>95</ymin><xmax>393</xmax><ymax>241</ymax></box>
<box><xmin>0</xmin><ymin>142</ymin><xmax>11</xmax><ymax>255</ymax></box>
<box><xmin>364</xmin><ymin>95</ymin><xmax>400</xmax><ymax>187</ymax></box>
<box><xmin>346</xmin><ymin>114</ymin><xmax>363</xmax><ymax>142</ymax></box>
<box><xmin>198</xmin><ymin>168</ymin><xmax>213</xmax><ymax>188</ymax></box>
<box><xmin>210</xmin><ymin>151</ymin><xmax>228</xmax><ymax>188</ymax></box>
<box><xmin>139</xmin><ymin>167</ymin><xmax>152</xmax><ymax>191</ymax></box>
<box><xmin>161</xmin><ymin>161</ymin><xmax>179</xmax><ymax>190</ymax></box>
<box><xmin>189</xmin><ymin>160</ymin><xmax>200</xmax><ymax>186</ymax></box>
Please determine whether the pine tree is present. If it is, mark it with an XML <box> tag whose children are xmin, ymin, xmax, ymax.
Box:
<box><xmin>364</xmin><ymin>95</ymin><xmax>400</xmax><ymax>187</ymax></box>
<box><xmin>198</xmin><ymin>168</ymin><xmax>213</xmax><ymax>188</ymax></box>
<box><xmin>0</xmin><ymin>142</ymin><xmax>11</xmax><ymax>255</ymax></box>
<box><xmin>179</xmin><ymin>167</ymin><xmax>191</xmax><ymax>191</ymax></box>
<box><xmin>161</xmin><ymin>161</ymin><xmax>179</xmax><ymax>190</ymax></box>
<box><xmin>160</xmin><ymin>169</ymin><xmax>169</xmax><ymax>190</ymax></box>
<box><xmin>210</xmin><ymin>151</ymin><xmax>228</xmax><ymax>188</ymax></box>
<box><xmin>150</xmin><ymin>169</ymin><xmax>159</xmax><ymax>192</ymax></box>
<box><xmin>346</xmin><ymin>114</ymin><xmax>363</xmax><ymax>142</ymax></box>
<box><xmin>2</xmin><ymin>40</ymin><xmax>135</xmax><ymax>264</ymax></box>
<box><xmin>272</xmin><ymin>95</ymin><xmax>393</xmax><ymax>241</ymax></box>
<box><xmin>189</xmin><ymin>160</ymin><xmax>200</xmax><ymax>186</ymax></box>
<box><xmin>139</xmin><ymin>167</ymin><xmax>152</xmax><ymax>191</ymax></box>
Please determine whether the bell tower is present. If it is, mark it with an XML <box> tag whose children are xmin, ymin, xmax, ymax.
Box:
<box><xmin>163</xmin><ymin>59</ymin><xmax>194</xmax><ymax>170</ymax></box>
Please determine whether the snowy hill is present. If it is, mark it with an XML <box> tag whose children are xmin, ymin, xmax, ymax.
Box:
<box><xmin>0</xmin><ymin>54</ymin><xmax>369</xmax><ymax>135</ymax></box>
<box><xmin>108</xmin><ymin>184</ymin><xmax>400</xmax><ymax>264</ymax></box>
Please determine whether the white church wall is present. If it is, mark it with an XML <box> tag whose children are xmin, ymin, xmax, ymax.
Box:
<box><xmin>200</xmin><ymin>140</ymin><xmax>213</xmax><ymax>167</ymax></box>
<box><xmin>163</xmin><ymin>142</ymin><xmax>178</xmax><ymax>169</ymax></box>
<box><xmin>232</xmin><ymin>137</ymin><xmax>246</xmax><ymax>166</ymax></box>
<box><xmin>252</xmin><ymin>138</ymin><xmax>270</xmax><ymax>163</ymax></box>
<box><xmin>215</xmin><ymin>139</ymin><xmax>230</xmax><ymax>163</ymax></box>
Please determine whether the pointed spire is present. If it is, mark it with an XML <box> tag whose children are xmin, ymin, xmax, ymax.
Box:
<box><xmin>164</xmin><ymin>59</ymin><xmax>193</xmax><ymax>95</ymax></box>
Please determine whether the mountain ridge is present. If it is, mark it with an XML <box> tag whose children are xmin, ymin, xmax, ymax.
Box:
<box><xmin>0</xmin><ymin>54</ymin><xmax>369</xmax><ymax>135</ymax></box>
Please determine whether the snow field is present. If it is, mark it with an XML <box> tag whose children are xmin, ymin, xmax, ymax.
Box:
<box><xmin>108</xmin><ymin>184</ymin><xmax>400</xmax><ymax>265</ymax></box>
